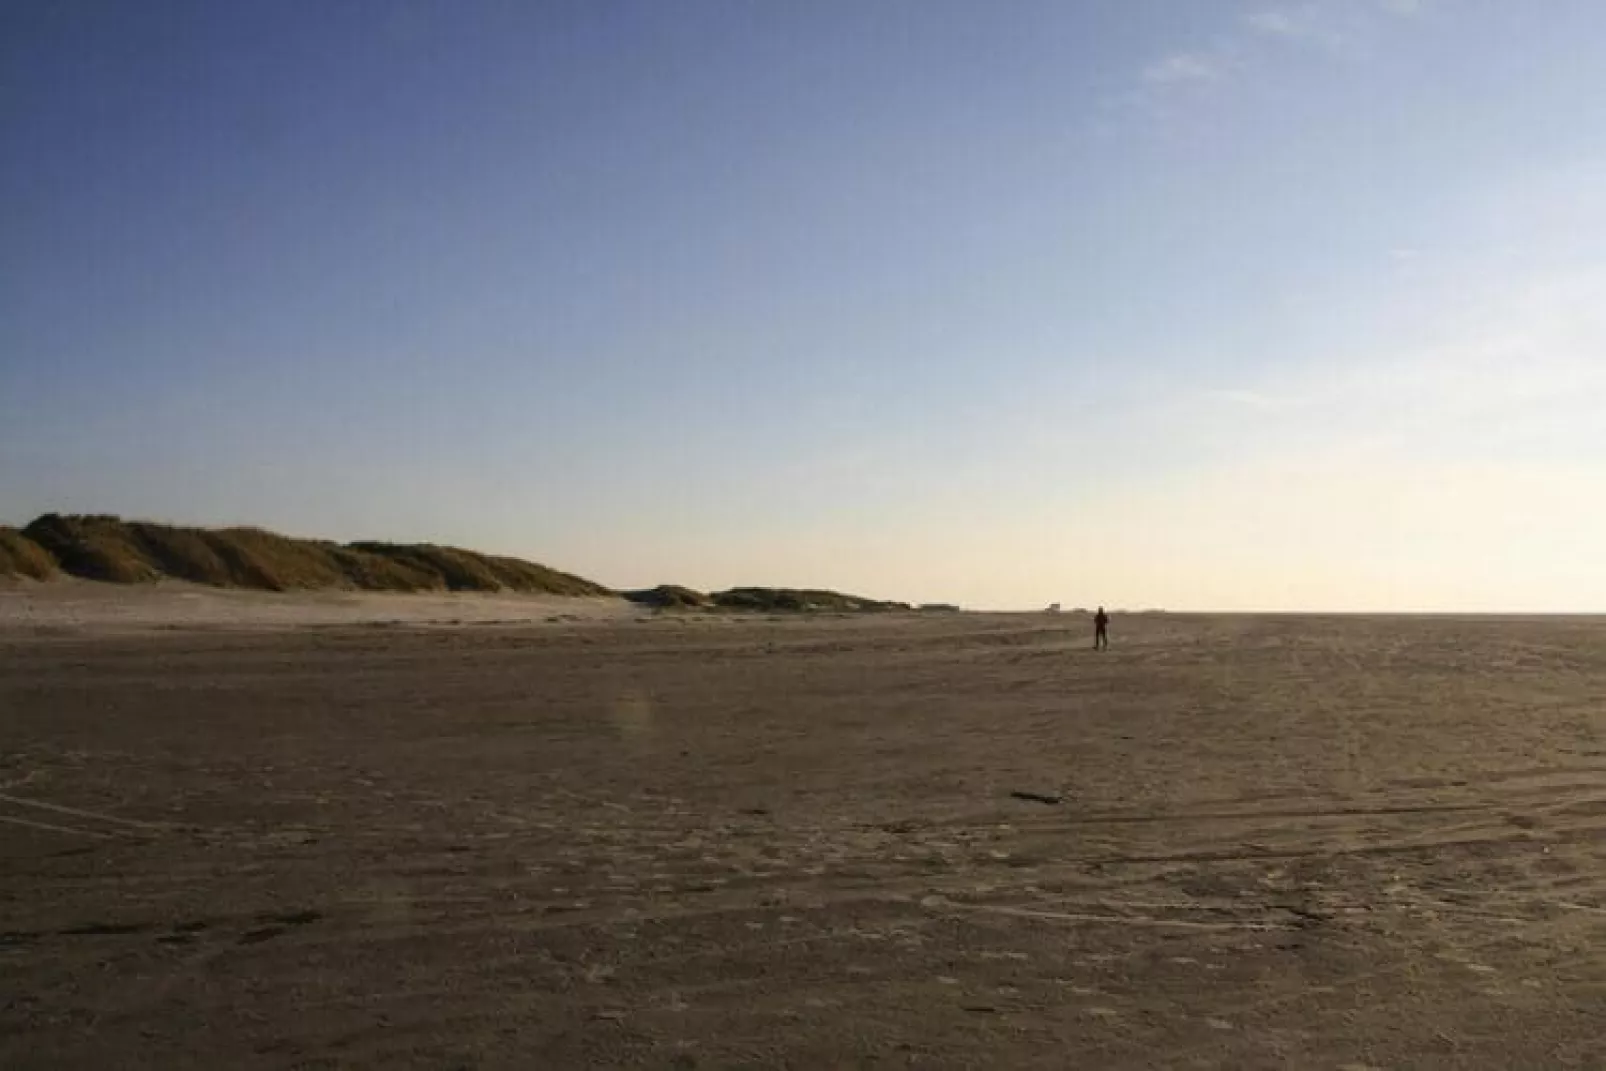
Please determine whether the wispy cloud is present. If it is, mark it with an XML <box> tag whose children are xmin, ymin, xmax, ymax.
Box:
<box><xmin>1140</xmin><ymin>0</ymin><xmax>1430</xmax><ymax>94</ymax></box>
<box><xmin>1245</xmin><ymin>6</ymin><xmax>1322</xmax><ymax>40</ymax></box>
<box><xmin>1141</xmin><ymin>52</ymin><xmax>1225</xmax><ymax>85</ymax></box>
<box><xmin>1243</xmin><ymin>4</ymin><xmax>1362</xmax><ymax>52</ymax></box>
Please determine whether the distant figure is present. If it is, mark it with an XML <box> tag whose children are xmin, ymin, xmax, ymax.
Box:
<box><xmin>1093</xmin><ymin>606</ymin><xmax>1109</xmax><ymax>650</ymax></box>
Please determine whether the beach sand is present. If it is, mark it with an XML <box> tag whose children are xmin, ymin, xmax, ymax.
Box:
<box><xmin>1</xmin><ymin>596</ymin><xmax>1602</xmax><ymax>1067</ymax></box>
<box><xmin>0</xmin><ymin>579</ymin><xmax>638</xmax><ymax>633</ymax></box>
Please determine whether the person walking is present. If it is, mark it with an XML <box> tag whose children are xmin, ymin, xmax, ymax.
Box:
<box><xmin>1093</xmin><ymin>606</ymin><xmax>1110</xmax><ymax>650</ymax></box>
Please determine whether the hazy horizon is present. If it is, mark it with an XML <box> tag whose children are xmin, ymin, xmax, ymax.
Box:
<box><xmin>5</xmin><ymin>1</ymin><xmax>1604</xmax><ymax>612</ymax></box>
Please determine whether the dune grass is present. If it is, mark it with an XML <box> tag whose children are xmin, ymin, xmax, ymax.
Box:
<box><xmin>711</xmin><ymin>587</ymin><xmax>911</xmax><ymax>613</ymax></box>
<box><xmin>349</xmin><ymin>542</ymin><xmax>608</xmax><ymax>596</ymax></box>
<box><xmin>622</xmin><ymin>585</ymin><xmax>715</xmax><ymax>609</ymax></box>
<box><xmin>9</xmin><ymin>514</ymin><xmax>610</xmax><ymax>595</ymax></box>
<box><xmin>624</xmin><ymin>584</ymin><xmax>910</xmax><ymax>614</ymax></box>
<box><xmin>0</xmin><ymin>526</ymin><xmax>58</xmax><ymax>580</ymax></box>
<box><xmin>21</xmin><ymin>514</ymin><xmax>159</xmax><ymax>583</ymax></box>
<box><xmin>5</xmin><ymin>514</ymin><xmax>910</xmax><ymax>610</ymax></box>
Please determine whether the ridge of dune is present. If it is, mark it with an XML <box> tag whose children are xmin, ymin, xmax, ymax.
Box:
<box><xmin>4</xmin><ymin>513</ymin><xmax>608</xmax><ymax>596</ymax></box>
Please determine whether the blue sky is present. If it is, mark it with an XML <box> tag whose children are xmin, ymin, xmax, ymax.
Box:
<box><xmin>3</xmin><ymin>0</ymin><xmax>1603</xmax><ymax>610</ymax></box>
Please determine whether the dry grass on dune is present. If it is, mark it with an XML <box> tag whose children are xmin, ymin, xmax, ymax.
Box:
<box><xmin>712</xmin><ymin>586</ymin><xmax>912</xmax><ymax>613</ymax></box>
<box><xmin>348</xmin><ymin>542</ymin><xmax>608</xmax><ymax>596</ymax></box>
<box><xmin>9</xmin><ymin>514</ymin><xmax>610</xmax><ymax>596</ymax></box>
<box><xmin>624</xmin><ymin>584</ymin><xmax>914</xmax><ymax>613</ymax></box>
<box><xmin>0</xmin><ymin>526</ymin><xmax>58</xmax><ymax>580</ymax></box>
<box><xmin>5</xmin><ymin>515</ymin><xmax>901</xmax><ymax>609</ymax></box>
<box><xmin>623</xmin><ymin>584</ymin><xmax>715</xmax><ymax>609</ymax></box>
<box><xmin>17</xmin><ymin>515</ymin><xmax>155</xmax><ymax>583</ymax></box>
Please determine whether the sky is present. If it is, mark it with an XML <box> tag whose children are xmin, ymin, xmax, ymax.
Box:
<box><xmin>3</xmin><ymin>0</ymin><xmax>1604</xmax><ymax>611</ymax></box>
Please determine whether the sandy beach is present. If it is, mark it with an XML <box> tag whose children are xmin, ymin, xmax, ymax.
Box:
<box><xmin>2</xmin><ymin>596</ymin><xmax>1603</xmax><ymax>1068</ymax></box>
<box><xmin>0</xmin><ymin>580</ymin><xmax>639</xmax><ymax>633</ymax></box>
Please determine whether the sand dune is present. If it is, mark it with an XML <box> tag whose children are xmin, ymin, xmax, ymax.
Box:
<box><xmin>2</xmin><ymin>609</ymin><xmax>1603</xmax><ymax>1068</ymax></box>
